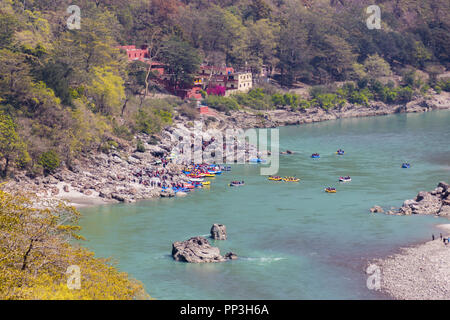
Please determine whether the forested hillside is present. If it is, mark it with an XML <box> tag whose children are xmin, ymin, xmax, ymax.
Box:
<box><xmin>0</xmin><ymin>0</ymin><xmax>449</xmax><ymax>178</ymax></box>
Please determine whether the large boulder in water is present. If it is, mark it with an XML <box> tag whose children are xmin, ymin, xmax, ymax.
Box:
<box><xmin>210</xmin><ymin>224</ymin><xmax>227</xmax><ymax>240</ymax></box>
<box><xmin>172</xmin><ymin>237</ymin><xmax>226</xmax><ymax>263</ymax></box>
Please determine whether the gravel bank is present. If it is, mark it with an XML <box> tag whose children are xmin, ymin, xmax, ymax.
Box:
<box><xmin>374</xmin><ymin>225</ymin><xmax>450</xmax><ymax>300</ymax></box>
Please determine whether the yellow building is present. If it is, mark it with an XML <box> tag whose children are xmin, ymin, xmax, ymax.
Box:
<box><xmin>225</xmin><ymin>72</ymin><xmax>253</xmax><ymax>95</ymax></box>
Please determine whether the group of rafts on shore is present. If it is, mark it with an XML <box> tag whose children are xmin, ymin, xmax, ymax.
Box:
<box><xmin>162</xmin><ymin>164</ymin><xmax>231</xmax><ymax>193</ymax></box>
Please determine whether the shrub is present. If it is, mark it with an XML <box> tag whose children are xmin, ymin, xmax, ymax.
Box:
<box><xmin>113</xmin><ymin>123</ymin><xmax>133</xmax><ymax>141</ymax></box>
<box><xmin>420</xmin><ymin>84</ymin><xmax>430</xmax><ymax>95</ymax></box>
<box><xmin>136</xmin><ymin>139</ymin><xmax>145</xmax><ymax>153</ymax></box>
<box><xmin>395</xmin><ymin>86</ymin><xmax>414</xmax><ymax>103</ymax></box>
<box><xmin>207</xmin><ymin>85</ymin><xmax>226</xmax><ymax>96</ymax></box>
<box><xmin>148</xmin><ymin>136</ymin><xmax>160</xmax><ymax>145</ymax></box>
<box><xmin>357</xmin><ymin>77</ymin><xmax>369</xmax><ymax>89</ymax></box>
<box><xmin>382</xmin><ymin>87</ymin><xmax>398</xmax><ymax>104</ymax></box>
<box><xmin>271</xmin><ymin>93</ymin><xmax>284</xmax><ymax>106</ymax></box>
<box><xmin>178</xmin><ymin>104</ymin><xmax>199</xmax><ymax>120</ymax></box>
<box><xmin>298</xmin><ymin>99</ymin><xmax>311</xmax><ymax>109</ymax></box>
<box><xmin>134</xmin><ymin>107</ymin><xmax>172</xmax><ymax>134</ymax></box>
<box><xmin>283</xmin><ymin>93</ymin><xmax>293</xmax><ymax>106</ymax></box>
<box><xmin>315</xmin><ymin>93</ymin><xmax>345</xmax><ymax>110</ymax></box>
<box><xmin>153</xmin><ymin>109</ymin><xmax>173</xmax><ymax>125</ymax></box>
<box><xmin>348</xmin><ymin>89</ymin><xmax>372</xmax><ymax>106</ymax></box>
<box><xmin>232</xmin><ymin>90</ymin><xmax>274</xmax><ymax>110</ymax></box>
<box><xmin>135</xmin><ymin>109</ymin><xmax>158</xmax><ymax>134</ymax></box>
<box><xmin>38</xmin><ymin>150</ymin><xmax>60</xmax><ymax>175</ymax></box>
<box><xmin>205</xmin><ymin>95</ymin><xmax>239</xmax><ymax>112</ymax></box>
<box><xmin>99</xmin><ymin>140</ymin><xmax>118</xmax><ymax>154</ymax></box>
<box><xmin>309</xmin><ymin>85</ymin><xmax>329</xmax><ymax>99</ymax></box>
<box><xmin>435</xmin><ymin>80</ymin><xmax>450</xmax><ymax>92</ymax></box>
<box><xmin>248</xmin><ymin>88</ymin><xmax>265</xmax><ymax>100</ymax></box>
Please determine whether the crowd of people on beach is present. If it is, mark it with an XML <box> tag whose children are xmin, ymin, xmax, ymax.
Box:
<box><xmin>131</xmin><ymin>157</ymin><xmax>176</xmax><ymax>188</ymax></box>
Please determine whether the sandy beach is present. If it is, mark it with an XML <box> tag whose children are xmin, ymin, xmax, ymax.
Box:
<box><xmin>374</xmin><ymin>224</ymin><xmax>450</xmax><ymax>300</ymax></box>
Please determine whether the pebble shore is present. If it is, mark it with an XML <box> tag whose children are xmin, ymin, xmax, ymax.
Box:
<box><xmin>374</xmin><ymin>224</ymin><xmax>450</xmax><ymax>300</ymax></box>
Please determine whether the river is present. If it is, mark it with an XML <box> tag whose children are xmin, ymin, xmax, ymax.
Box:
<box><xmin>79</xmin><ymin>110</ymin><xmax>450</xmax><ymax>299</ymax></box>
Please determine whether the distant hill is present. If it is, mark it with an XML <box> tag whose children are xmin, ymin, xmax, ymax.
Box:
<box><xmin>0</xmin><ymin>0</ymin><xmax>448</xmax><ymax>179</ymax></box>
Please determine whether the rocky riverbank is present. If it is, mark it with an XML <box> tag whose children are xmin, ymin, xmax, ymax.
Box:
<box><xmin>227</xmin><ymin>91</ymin><xmax>450</xmax><ymax>129</ymax></box>
<box><xmin>370</xmin><ymin>183</ymin><xmax>450</xmax><ymax>300</ymax></box>
<box><xmin>384</xmin><ymin>182</ymin><xmax>450</xmax><ymax>216</ymax></box>
<box><xmin>3</xmin><ymin>92</ymin><xmax>450</xmax><ymax>207</ymax></box>
<box><xmin>1</xmin><ymin>117</ymin><xmax>259</xmax><ymax>207</ymax></box>
<box><xmin>373</xmin><ymin>224</ymin><xmax>450</xmax><ymax>300</ymax></box>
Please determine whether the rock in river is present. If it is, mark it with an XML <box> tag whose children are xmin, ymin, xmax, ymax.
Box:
<box><xmin>370</xmin><ymin>206</ymin><xmax>384</xmax><ymax>213</ymax></box>
<box><xmin>388</xmin><ymin>182</ymin><xmax>449</xmax><ymax>216</ymax></box>
<box><xmin>224</xmin><ymin>252</ymin><xmax>238</xmax><ymax>260</ymax></box>
<box><xmin>210</xmin><ymin>224</ymin><xmax>227</xmax><ymax>240</ymax></box>
<box><xmin>172</xmin><ymin>236</ymin><xmax>226</xmax><ymax>263</ymax></box>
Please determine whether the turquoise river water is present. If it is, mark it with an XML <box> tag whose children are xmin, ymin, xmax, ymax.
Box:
<box><xmin>79</xmin><ymin>110</ymin><xmax>450</xmax><ymax>299</ymax></box>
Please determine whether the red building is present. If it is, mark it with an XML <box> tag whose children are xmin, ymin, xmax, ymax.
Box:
<box><xmin>117</xmin><ymin>45</ymin><xmax>165</xmax><ymax>76</ymax></box>
<box><xmin>118</xmin><ymin>45</ymin><xmax>251</xmax><ymax>101</ymax></box>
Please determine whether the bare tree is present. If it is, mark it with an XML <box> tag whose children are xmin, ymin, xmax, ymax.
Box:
<box><xmin>141</xmin><ymin>29</ymin><xmax>163</xmax><ymax>107</ymax></box>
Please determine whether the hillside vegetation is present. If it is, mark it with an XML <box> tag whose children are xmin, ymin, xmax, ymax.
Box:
<box><xmin>0</xmin><ymin>189</ymin><xmax>148</xmax><ymax>299</ymax></box>
<box><xmin>0</xmin><ymin>0</ymin><xmax>449</xmax><ymax>177</ymax></box>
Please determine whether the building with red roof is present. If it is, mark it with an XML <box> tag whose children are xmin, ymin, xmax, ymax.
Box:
<box><xmin>118</xmin><ymin>45</ymin><xmax>252</xmax><ymax>101</ymax></box>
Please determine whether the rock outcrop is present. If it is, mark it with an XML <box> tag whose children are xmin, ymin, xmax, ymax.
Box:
<box><xmin>370</xmin><ymin>206</ymin><xmax>384</xmax><ymax>213</ymax></box>
<box><xmin>172</xmin><ymin>236</ymin><xmax>236</xmax><ymax>263</ymax></box>
<box><xmin>224</xmin><ymin>252</ymin><xmax>238</xmax><ymax>260</ymax></box>
<box><xmin>210</xmin><ymin>224</ymin><xmax>227</xmax><ymax>240</ymax></box>
<box><xmin>387</xmin><ymin>182</ymin><xmax>450</xmax><ymax>216</ymax></box>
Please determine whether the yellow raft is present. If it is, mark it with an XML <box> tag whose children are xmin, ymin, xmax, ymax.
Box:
<box><xmin>268</xmin><ymin>176</ymin><xmax>282</xmax><ymax>181</ymax></box>
<box><xmin>202</xmin><ymin>181</ymin><xmax>211</xmax><ymax>186</ymax></box>
<box><xmin>201</xmin><ymin>173</ymin><xmax>216</xmax><ymax>177</ymax></box>
<box><xmin>325</xmin><ymin>188</ymin><xmax>337</xmax><ymax>193</ymax></box>
<box><xmin>283</xmin><ymin>178</ymin><xmax>300</xmax><ymax>182</ymax></box>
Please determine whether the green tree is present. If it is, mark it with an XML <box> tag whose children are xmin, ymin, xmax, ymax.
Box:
<box><xmin>362</xmin><ymin>54</ymin><xmax>393</xmax><ymax>79</ymax></box>
<box><xmin>159</xmin><ymin>36</ymin><xmax>201</xmax><ymax>90</ymax></box>
<box><xmin>38</xmin><ymin>150</ymin><xmax>60</xmax><ymax>175</ymax></box>
<box><xmin>87</xmin><ymin>67</ymin><xmax>125</xmax><ymax>115</ymax></box>
<box><xmin>0</xmin><ymin>112</ymin><xmax>30</xmax><ymax>177</ymax></box>
<box><xmin>0</xmin><ymin>13</ymin><xmax>18</xmax><ymax>49</ymax></box>
<box><xmin>245</xmin><ymin>0</ymin><xmax>272</xmax><ymax>21</ymax></box>
<box><xmin>246</xmin><ymin>19</ymin><xmax>279</xmax><ymax>75</ymax></box>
